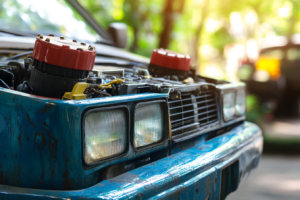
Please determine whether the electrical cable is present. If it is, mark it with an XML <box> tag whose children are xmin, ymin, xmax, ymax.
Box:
<box><xmin>0</xmin><ymin>79</ymin><xmax>10</xmax><ymax>89</ymax></box>
<box><xmin>6</xmin><ymin>51</ymin><xmax>33</xmax><ymax>61</ymax></box>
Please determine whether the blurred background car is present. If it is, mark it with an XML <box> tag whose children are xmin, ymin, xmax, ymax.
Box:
<box><xmin>238</xmin><ymin>34</ymin><xmax>300</xmax><ymax>119</ymax></box>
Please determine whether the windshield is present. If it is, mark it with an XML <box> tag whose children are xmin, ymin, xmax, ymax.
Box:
<box><xmin>0</xmin><ymin>0</ymin><xmax>101</xmax><ymax>43</ymax></box>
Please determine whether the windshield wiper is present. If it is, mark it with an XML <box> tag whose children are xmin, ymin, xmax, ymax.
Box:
<box><xmin>0</xmin><ymin>28</ymin><xmax>37</xmax><ymax>37</ymax></box>
<box><xmin>95</xmin><ymin>39</ymin><xmax>115</xmax><ymax>46</ymax></box>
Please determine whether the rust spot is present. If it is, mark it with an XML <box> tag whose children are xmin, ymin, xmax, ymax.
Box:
<box><xmin>164</xmin><ymin>185</ymin><xmax>186</xmax><ymax>199</ymax></box>
<box><xmin>26</xmin><ymin>113</ymin><xmax>35</xmax><ymax>128</ymax></box>
<box><xmin>43</xmin><ymin>128</ymin><xmax>58</xmax><ymax>148</ymax></box>
<box><xmin>40</xmin><ymin>169</ymin><xmax>45</xmax><ymax>180</ymax></box>
<box><xmin>206</xmin><ymin>180</ymin><xmax>212</xmax><ymax>188</ymax></box>
<box><xmin>135</xmin><ymin>192</ymin><xmax>144</xmax><ymax>200</ymax></box>
<box><xmin>43</xmin><ymin>128</ymin><xmax>58</xmax><ymax>182</ymax></box>
<box><xmin>17</xmin><ymin>132</ymin><xmax>22</xmax><ymax>147</ymax></box>
<box><xmin>43</xmin><ymin>121</ymin><xmax>48</xmax><ymax>127</ymax></box>
<box><xmin>12</xmin><ymin>162</ymin><xmax>21</xmax><ymax>185</ymax></box>
<box><xmin>0</xmin><ymin>163</ymin><xmax>4</xmax><ymax>184</ymax></box>
<box><xmin>38</xmin><ymin>151</ymin><xmax>45</xmax><ymax>181</ymax></box>
<box><xmin>66</xmin><ymin>109</ymin><xmax>69</xmax><ymax>122</ymax></box>
<box><xmin>34</xmin><ymin>132</ymin><xmax>46</xmax><ymax>149</ymax></box>
<box><xmin>62</xmin><ymin>169</ymin><xmax>74</xmax><ymax>190</ymax></box>
<box><xmin>38</xmin><ymin>104</ymin><xmax>53</xmax><ymax>113</ymax></box>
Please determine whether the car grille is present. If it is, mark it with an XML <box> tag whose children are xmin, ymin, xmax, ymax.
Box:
<box><xmin>168</xmin><ymin>89</ymin><xmax>219</xmax><ymax>136</ymax></box>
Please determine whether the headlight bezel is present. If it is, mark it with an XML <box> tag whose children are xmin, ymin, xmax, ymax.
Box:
<box><xmin>82</xmin><ymin>105</ymin><xmax>130</xmax><ymax>166</ymax></box>
<box><xmin>132</xmin><ymin>100</ymin><xmax>169</xmax><ymax>151</ymax></box>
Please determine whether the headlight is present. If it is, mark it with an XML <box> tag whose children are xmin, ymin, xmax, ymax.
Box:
<box><xmin>223</xmin><ymin>92</ymin><xmax>235</xmax><ymax>121</ymax></box>
<box><xmin>84</xmin><ymin>108</ymin><xmax>127</xmax><ymax>164</ymax></box>
<box><xmin>235</xmin><ymin>90</ymin><xmax>246</xmax><ymax>116</ymax></box>
<box><xmin>134</xmin><ymin>103</ymin><xmax>163</xmax><ymax>148</ymax></box>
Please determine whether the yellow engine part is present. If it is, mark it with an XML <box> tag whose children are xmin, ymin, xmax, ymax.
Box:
<box><xmin>62</xmin><ymin>82</ymin><xmax>89</xmax><ymax>100</ymax></box>
<box><xmin>98</xmin><ymin>79</ymin><xmax>123</xmax><ymax>90</ymax></box>
<box><xmin>183</xmin><ymin>77</ymin><xmax>194</xmax><ymax>84</ymax></box>
<box><xmin>62</xmin><ymin>79</ymin><xmax>123</xmax><ymax>100</ymax></box>
<box><xmin>255</xmin><ymin>56</ymin><xmax>281</xmax><ymax>80</ymax></box>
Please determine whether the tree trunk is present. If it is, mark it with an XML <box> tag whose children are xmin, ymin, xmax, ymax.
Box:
<box><xmin>126</xmin><ymin>0</ymin><xmax>140</xmax><ymax>52</ymax></box>
<box><xmin>130</xmin><ymin>27</ymin><xmax>139</xmax><ymax>52</ymax></box>
<box><xmin>287</xmin><ymin>1</ymin><xmax>296</xmax><ymax>43</ymax></box>
<box><xmin>158</xmin><ymin>0</ymin><xmax>185</xmax><ymax>49</ymax></box>
<box><xmin>194</xmin><ymin>0</ymin><xmax>210</xmax><ymax>65</ymax></box>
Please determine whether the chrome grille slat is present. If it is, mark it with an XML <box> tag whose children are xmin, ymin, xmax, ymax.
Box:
<box><xmin>168</xmin><ymin>90</ymin><xmax>219</xmax><ymax>136</ymax></box>
<box><xmin>196</xmin><ymin>98</ymin><xmax>215</xmax><ymax>104</ymax></box>
<box><xmin>169</xmin><ymin>103</ymin><xmax>195</xmax><ymax>110</ymax></box>
<box><xmin>170</xmin><ymin>109</ymin><xmax>196</xmax><ymax>117</ymax></box>
<box><xmin>170</xmin><ymin>109</ymin><xmax>217</xmax><ymax>124</ymax></box>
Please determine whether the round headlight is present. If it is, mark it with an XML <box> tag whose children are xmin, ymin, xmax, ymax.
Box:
<box><xmin>236</xmin><ymin>90</ymin><xmax>246</xmax><ymax>116</ymax></box>
<box><xmin>223</xmin><ymin>92</ymin><xmax>235</xmax><ymax>121</ymax></box>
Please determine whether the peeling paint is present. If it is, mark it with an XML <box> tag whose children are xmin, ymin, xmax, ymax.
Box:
<box><xmin>38</xmin><ymin>104</ymin><xmax>53</xmax><ymax>113</ymax></box>
<box><xmin>26</xmin><ymin>113</ymin><xmax>35</xmax><ymax>128</ymax></box>
<box><xmin>0</xmin><ymin>87</ymin><xmax>262</xmax><ymax>199</ymax></box>
<box><xmin>34</xmin><ymin>132</ymin><xmax>46</xmax><ymax>150</ymax></box>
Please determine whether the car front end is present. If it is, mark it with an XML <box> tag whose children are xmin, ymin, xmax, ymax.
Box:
<box><xmin>0</xmin><ymin>0</ymin><xmax>262</xmax><ymax>199</ymax></box>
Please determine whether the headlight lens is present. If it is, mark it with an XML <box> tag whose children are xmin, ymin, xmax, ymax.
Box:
<box><xmin>84</xmin><ymin>109</ymin><xmax>127</xmax><ymax>164</ymax></box>
<box><xmin>134</xmin><ymin>103</ymin><xmax>163</xmax><ymax>148</ymax></box>
<box><xmin>223</xmin><ymin>92</ymin><xmax>235</xmax><ymax>121</ymax></box>
<box><xmin>235</xmin><ymin>90</ymin><xmax>246</xmax><ymax>116</ymax></box>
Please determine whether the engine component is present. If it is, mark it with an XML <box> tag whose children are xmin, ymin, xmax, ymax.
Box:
<box><xmin>30</xmin><ymin>66</ymin><xmax>87</xmax><ymax>98</ymax></box>
<box><xmin>62</xmin><ymin>79</ymin><xmax>122</xmax><ymax>100</ymax></box>
<box><xmin>149</xmin><ymin>49</ymin><xmax>191</xmax><ymax>80</ymax></box>
<box><xmin>93</xmin><ymin>69</ymin><xmax>124</xmax><ymax>79</ymax></box>
<box><xmin>97</xmin><ymin>78</ymin><xmax>123</xmax><ymax>90</ymax></box>
<box><xmin>0</xmin><ymin>79</ymin><xmax>10</xmax><ymax>89</ymax></box>
<box><xmin>62</xmin><ymin>82</ymin><xmax>89</xmax><ymax>100</ymax></box>
<box><xmin>17</xmin><ymin>81</ymin><xmax>33</xmax><ymax>93</ymax></box>
<box><xmin>30</xmin><ymin>34</ymin><xmax>96</xmax><ymax>98</ymax></box>
<box><xmin>0</xmin><ymin>61</ymin><xmax>27</xmax><ymax>89</ymax></box>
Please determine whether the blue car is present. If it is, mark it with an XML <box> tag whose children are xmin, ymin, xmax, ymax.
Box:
<box><xmin>0</xmin><ymin>0</ymin><xmax>262</xmax><ymax>199</ymax></box>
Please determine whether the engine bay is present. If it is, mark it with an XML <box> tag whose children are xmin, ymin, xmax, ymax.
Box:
<box><xmin>0</xmin><ymin>34</ymin><xmax>227</xmax><ymax>100</ymax></box>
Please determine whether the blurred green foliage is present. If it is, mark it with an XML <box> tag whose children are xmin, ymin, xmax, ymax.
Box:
<box><xmin>78</xmin><ymin>0</ymin><xmax>163</xmax><ymax>56</ymax></box>
<box><xmin>79</xmin><ymin>0</ymin><xmax>300</xmax><ymax>58</ymax></box>
<box><xmin>246</xmin><ymin>95</ymin><xmax>264</xmax><ymax>123</ymax></box>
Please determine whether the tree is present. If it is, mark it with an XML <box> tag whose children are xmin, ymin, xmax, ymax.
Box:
<box><xmin>194</xmin><ymin>0</ymin><xmax>210</xmax><ymax>65</ymax></box>
<box><xmin>158</xmin><ymin>0</ymin><xmax>185</xmax><ymax>49</ymax></box>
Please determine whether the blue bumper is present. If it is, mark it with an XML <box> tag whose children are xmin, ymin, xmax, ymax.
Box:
<box><xmin>0</xmin><ymin>122</ymin><xmax>262</xmax><ymax>200</ymax></box>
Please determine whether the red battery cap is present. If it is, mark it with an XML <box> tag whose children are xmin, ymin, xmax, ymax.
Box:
<box><xmin>150</xmin><ymin>49</ymin><xmax>191</xmax><ymax>71</ymax></box>
<box><xmin>32</xmin><ymin>34</ymin><xmax>96</xmax><ymax>71</ymax></box>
